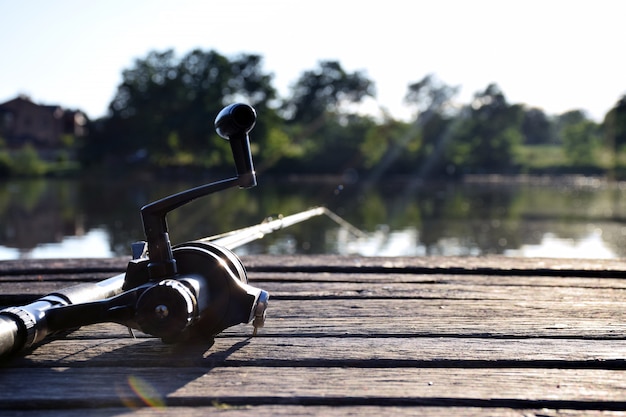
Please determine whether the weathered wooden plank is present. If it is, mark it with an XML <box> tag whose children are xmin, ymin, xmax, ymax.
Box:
<box><xmin>3</xmin><ymin>278</ymin><xmax>626</xmax><ymax>305</ymax></box>
<box><xmin>10</xmin><ymin>335</ymin><xmax>626</xmax><ymax>369</ymax></box>
<box><xmin>239</xmin><ymin>297</ymin><xmax>626</xmax><ymax>340</ymax></box>
<box><xmin>42</xmin><ymin>317</ymin><xmax>626</xmax><ymax>340</ymax></box>
<box><xmin>252</xmin><ymin>271</ymin><xmax>626</xmax><ymax>287</ymax></box>
<box><xmin>2</xmin><ymin>294</ymin><xmax>620</xmax><ymax>341</ymax></box>
<box><xmin>248</xmin><ymin>317</ymin><xmax>626</xmax><ymax>339</ymax></box>
<box><xmin>270</xmin><ymin>298</ymin><xmax>626</xmax><ymax>320</ymax></box>
<box><xmin>242</xmin><ymin>255</ymin><xmax>626</xmax><ymax>277</ymax></box>
<box><xmin>2</xmin><ymin>255</ymin><xmax>626</xmax><ymax>276</ymax></box>
<box><xmin>63</xmin><ymin>318</ymin><xmax>626</xmax><ymax>340</ymax></box>
<box><xmin>4</xmin><ymin>269</ymin><xmax>626</xmax><ymax>291</ymax></box>
<box><xmin>2</xmin><ymin>406</ymin><xmax>621</xmax><ymax>417</ymax></box>
<box><xmin>254</xmin><ymin>280</ymin><xmax>626</xmax><ymax>302</ymax></box>
<box><xmin>3</xmin><ymin>272</ymin><xmax>626</xmax><ymax>316</ymax></box>
<box><xmin>0</xmin><ymin>258</ymin><xmax>127</xmax><ymax>275</ymax></box>
<box><xmin>0</xmin><ymin>273</ymin><xmax>117</xmax><ymax>284</ymax></box>
<box><xmin>6</xmin><ymin>295</ymin><xmax>623</xmax><ymax>340</ymax></box>
<box><xmin>1</xmin><ymin>367</ymin><xmax>625</xmax><ymax>408</ymax></box>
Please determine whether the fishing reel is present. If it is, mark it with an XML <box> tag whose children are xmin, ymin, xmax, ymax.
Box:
<box><xmin>0</xmin><ymin>103</ymin><xmax>269</xmax><ymax>357</ymax></box>
<box><xmin>116</xmin><ymin>102</ymin><xmax>268</xmax><ymax>342</ymax></box>
<box><xmin>115</xmin><ymin>239</ymin><xmax>268</xmax><ymax>343</ymax></box>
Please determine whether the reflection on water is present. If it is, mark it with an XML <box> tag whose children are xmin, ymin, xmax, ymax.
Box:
<box><xmin>17</xmin><ymin>229</ymin><xmax>114</xmax><ymax>259</ymax></box>
<box><xmin>505</xmin><ymin>230</ymin><xmax>615</xmax><ymax>259</ymax></box>
<box><xmin>0</xmin><ymin>176</ymin><xmax>625</xmax><ymax>260</ymax></box>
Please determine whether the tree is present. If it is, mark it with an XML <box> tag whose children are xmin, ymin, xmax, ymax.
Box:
<box><xmin>360</xmin><ymin>116</ymin><xmax>413</xmax><ymax>171</ymax></box>
<box><xmin>604</xmin><ymin>95</ymin><xmax>626</xmax><ymax>153</ymax></box>
<box><xmin>273</xmin><ymin>61</ymin><xmax>376</xmax><ymax>174</ymax></box>
<box><xmin>282</xmin><ymin>60</ymin><xmax>375</xmax><ymax>125</ymax></box>
<box><xmin>12</xmin><ymin>144</ymin><xmax>47</xmax><ymax>176</ymax></box>
<box><xmin>310</xmin><ymin>113</ymin><xmax>377</xmax><ymax>174</ymax></box>
<box><xmin>85</xmin><ymin>49</ymin><xmax>279</xmax><ymax>169</ymax></box>
<box><xmin>550</xmin><ymin>110</ymin><xmax>600</xmax><ymax>167</ymax></box>
<box><xmin>404</xmin><ymin>74</ymin><xmax>459</xmax><ymax>123</ymax></box>
<box><xmin>602</xmin><ymin>95</ymin><xmax>626</xmax><ymax>176</ymax></box>
<box><xmin>403</xmin><ymin>74</ymin><xmax>459</xmax><ymax>177</ymax></box>
<box><xmin>446</xmin><ymin>84</ymin><xmax>524</xmax><ymax>173</ymax></box>
<box><xmin>521</xmin><ymin>107</ymin><xmax>553</xmax><ymax>145</ymax></box>
<box><xmin>562</xmin><ymin>119</ymin><xmax>599</xmax><ymax>166</ymax></box>
<box><xmin>555</xmin><ymin>110</ymin><xmax>587</xmax><ymax>144</ymax></box>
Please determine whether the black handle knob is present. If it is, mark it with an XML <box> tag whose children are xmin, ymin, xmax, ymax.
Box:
<box><xmin>215</xmin><ymin>103</ymin><xmax>257</xmax><ymax>188</ymax></box>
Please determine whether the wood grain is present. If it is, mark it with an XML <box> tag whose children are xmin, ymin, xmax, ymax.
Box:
<box><xmin>1</xmin><ymin>256</ymin><xmax>626</xmax><ymax>416</ymax></box>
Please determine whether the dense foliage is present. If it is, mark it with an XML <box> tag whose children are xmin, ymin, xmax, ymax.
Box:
<box><xmin>76</xmin><ymin>48</ymin><xmax>626</xmax><ymax>179</ymax></box>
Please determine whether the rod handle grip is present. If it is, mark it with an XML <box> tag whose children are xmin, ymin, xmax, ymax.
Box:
<box><xmin>0</xmin><ymin>314</ymin><xmax>23</xmax><ymax>358</ymax></box>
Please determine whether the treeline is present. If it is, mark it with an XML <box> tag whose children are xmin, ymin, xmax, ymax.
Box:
<box><xmin>80</xmin><ymin>48</ymin><xmax>626</xmax><ymax>179</ymax></box>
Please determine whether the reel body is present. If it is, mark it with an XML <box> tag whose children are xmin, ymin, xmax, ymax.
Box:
<box><xmin>127</xmin><ymin>241</ymin><xmax>268</xmax><ymax>343</ymax></box>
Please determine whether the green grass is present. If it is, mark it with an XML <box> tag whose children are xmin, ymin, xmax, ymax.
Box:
<box><xmin>516</xmin><ymin>144</ymin><xmax>626</xmax><ymax>172</ymax></box>
<box><xmin>516</xmin><ymin>144</ymin><xmax>567</xmax><ymax>170</ymax></box>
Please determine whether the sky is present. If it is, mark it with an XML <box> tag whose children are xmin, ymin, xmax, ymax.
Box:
<box><xmin>1</xmin><ymin>0</ymin><xmax>624</xmax><ymax>122</ymax></box>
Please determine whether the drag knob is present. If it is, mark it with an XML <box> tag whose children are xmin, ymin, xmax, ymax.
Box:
<box><xmin>135</xmin><ymin>279</ymin><xmax>197</xmax><ymax>342</ymax></box>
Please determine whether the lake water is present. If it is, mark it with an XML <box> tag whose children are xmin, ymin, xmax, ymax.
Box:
<box><xmin>1</xmin><ymin>176</ymin><xmax>625</xmax><ymax>260</ymax></box>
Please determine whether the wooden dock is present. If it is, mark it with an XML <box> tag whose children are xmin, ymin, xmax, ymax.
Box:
<box><xmin>1</xmin><ymin>255</ymin><xmax>626</xmax><ymax>416</ymax></box>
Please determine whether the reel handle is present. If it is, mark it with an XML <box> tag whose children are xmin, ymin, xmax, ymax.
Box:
<box><xmin>141</xmin><ymin>103</ymin><xmax>258</xmax><ymax>280</ymax></box>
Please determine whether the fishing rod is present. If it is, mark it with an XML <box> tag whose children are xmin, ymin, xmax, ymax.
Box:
<box><xmin>204</xmin><ymin>206</ymin><xmax>364</xmax><ymax>250</ymax></box>
<box><xmin>0</xmin><ymin>103</ymin><xmax>354</xmax><ymax>358</ymax></box>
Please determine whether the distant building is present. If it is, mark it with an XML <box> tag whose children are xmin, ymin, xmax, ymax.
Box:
<box><xmin>0</xmin><ymin>95</ymin><xmax>87</xmax><ymax>151</ymax></box>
